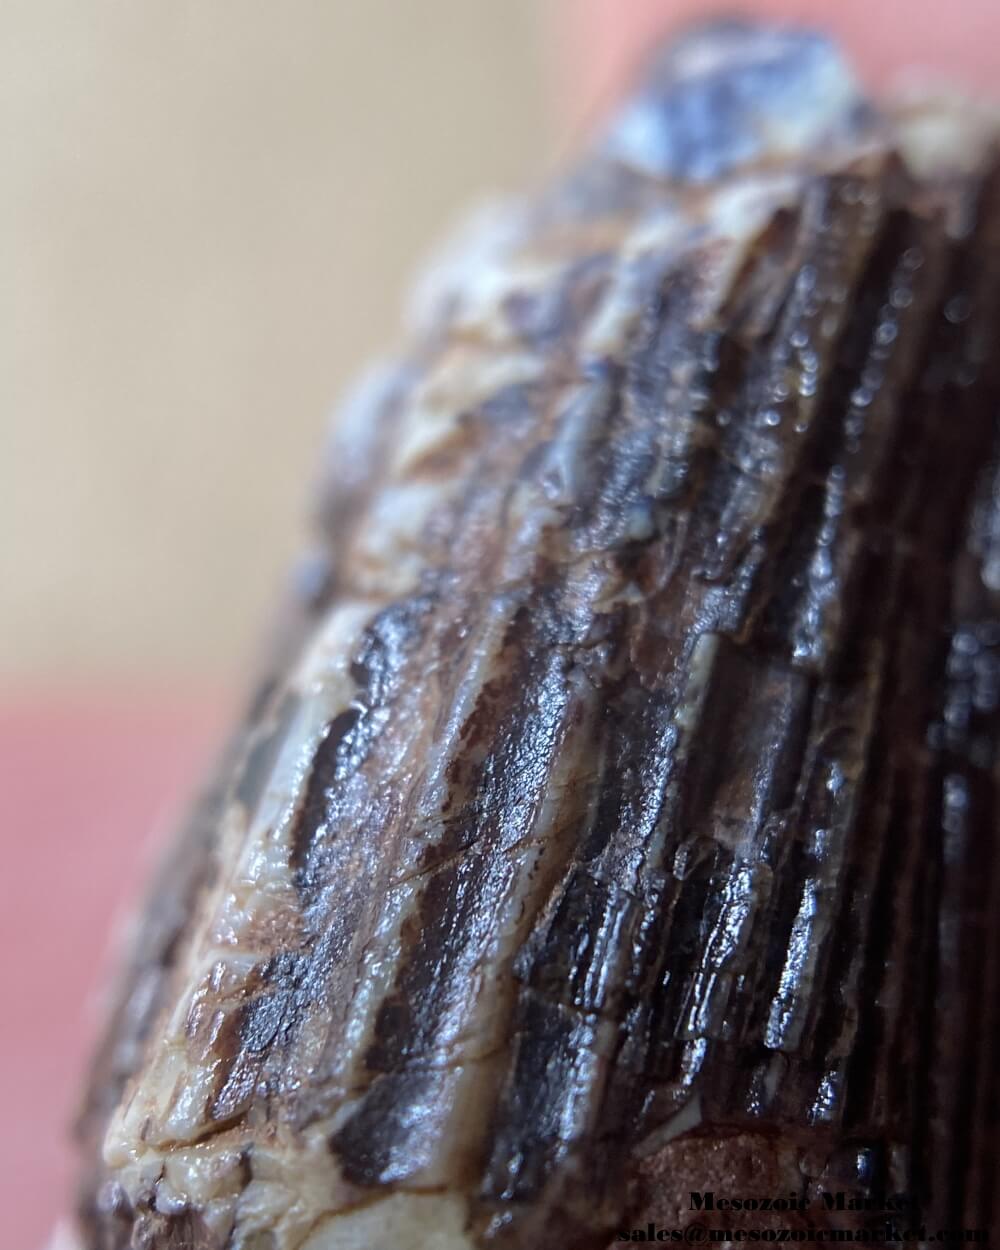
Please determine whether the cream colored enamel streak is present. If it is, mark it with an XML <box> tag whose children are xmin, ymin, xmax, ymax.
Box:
<box><xmin>302</xmin><ymin>1194</ymin><xmax>474</xmax><ymax>1250</ymax></box>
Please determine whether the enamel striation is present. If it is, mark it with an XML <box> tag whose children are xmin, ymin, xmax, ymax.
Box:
<box><xmin>75</xmin><ymin>20</ymin><xmax>1000</xmax><ymax>1250</ymax></box>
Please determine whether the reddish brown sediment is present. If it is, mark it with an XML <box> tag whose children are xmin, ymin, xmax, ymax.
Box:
<box><xmin>74</xmin><ymin>20</ymin><xmax>1000</xmax><ymax>1250</ymax></box>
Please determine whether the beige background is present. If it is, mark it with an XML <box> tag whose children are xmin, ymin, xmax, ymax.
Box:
<box><xmin>1</xmin><ymin>1</ymin><xmax>555</xmax><ymax>685</ymax></box>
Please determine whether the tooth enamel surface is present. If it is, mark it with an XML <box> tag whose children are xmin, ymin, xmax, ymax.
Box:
<box><xmin>76</xmin><ymin>20</ymin><xmax>1000</xmax><ymax>1250</ymax></box>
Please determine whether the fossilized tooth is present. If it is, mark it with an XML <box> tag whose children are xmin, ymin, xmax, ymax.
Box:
<box><xmin>73</xmin><ymin>19</ymin><xmax>1000</xmax><ymax>1250</ymax></box>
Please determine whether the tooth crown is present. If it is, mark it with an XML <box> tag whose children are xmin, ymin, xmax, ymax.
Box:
<box><xmin>75</xmin><ymin>21</ymin><xmax>1000</xmax><ymax>1250</ymax></box>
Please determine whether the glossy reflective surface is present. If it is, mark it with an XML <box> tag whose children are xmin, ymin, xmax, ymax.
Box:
<box><xmin>77</xmin><ymin>22</ymin><xmax>1000</xmax><ymax>1250</ymax></box>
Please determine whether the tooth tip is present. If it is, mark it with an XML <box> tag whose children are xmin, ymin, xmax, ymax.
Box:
<box><xmin>601</xmin><ymin>18</ymin><xmax>872</xmax><ymax>181</ymax></box>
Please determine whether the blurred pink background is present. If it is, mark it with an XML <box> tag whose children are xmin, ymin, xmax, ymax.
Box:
<box><xmin>0</xmin><ymin>695</ymin><xmax>225</xmax><ymax>1245</ymax></box>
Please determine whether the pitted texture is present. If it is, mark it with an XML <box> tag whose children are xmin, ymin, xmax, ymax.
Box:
<box><xmin>75</xmin><ymin>20</ymin><xmax>1000</xmax><ymax>1250</ymax></box>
